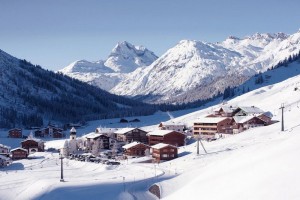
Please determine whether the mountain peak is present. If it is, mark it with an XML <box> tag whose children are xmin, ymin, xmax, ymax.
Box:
<box><xmin>105</xmin><ymin>41</ymin><xmax>158</xmax><ymax>73</ymax></box>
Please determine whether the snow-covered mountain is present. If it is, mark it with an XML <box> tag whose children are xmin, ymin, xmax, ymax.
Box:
<box><xmin>112</xmin><ymin>31</ymin><xmax>300</xmax><ymax>103</ymax></box>
<box><xmin>59</xmin><ymin>41</ymin><xmax>158</xmax><ymax>90</ymax></box>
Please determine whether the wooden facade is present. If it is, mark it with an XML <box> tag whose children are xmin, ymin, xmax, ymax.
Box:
<box><xmin>193</xmin><ymin>117</ymin><xmax>233</xmax><ymax>139</ymax></box>
<box><xmin>123</xmin><ymin>142</ymin><xmax>150</xmax><ymax>157</ymax></box>
<box><xmin>8</xmin><ymin>128</ymin><xmax>22</xmax><ymax>138</ymax></box>
<box><xmin>34</xmin><ymin>126</ymin><xmax>64</xmax><ymax>138</ymax></box>
<box><xmin>21</xmin><ymin>139</ymin><xmax>44</xmax><ymax>153</ymax></box>
<box><xmin>115</xmin><ymin>128</ymin><xmax>148</xmax><ymax>144</ymax></box>
<box><xmin>151</xmin><ymin>143</ymin><xmax>178</xmax><ymax>162</ymax></box>
<box><xmin>11</xmin><ymin>148</ymin><xmax>28</xmax><ymax>160</ymax></box>
<box><xmin>148</xmin><ymin>130</ymin><xmax>185</xmax><ymax>147</ymax></box>
<box><xmin>232</xmin><ymin>116</ymin><xmax>266</xmax><ymax>134</ymax></box>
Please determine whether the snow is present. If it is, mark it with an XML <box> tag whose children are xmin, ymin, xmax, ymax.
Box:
<box><xmin>2</xmin><ymin>64</ymin><xmax>300</xmax><ymax>199</ymax></box>
<box><xmin>58</xmin><ymin>41</ymin><xmax>158</xmax><ymax>91</ymax></box>
<box><xmin>147</xmin><ymin>130</ymin><xmax>174</xmax><ymax>136</ymax></box>
<box><xmin>151</xmin><ymin>143</ymin><xmax>175</xmax><ymax>150</ymax></box>
<box><xmin>195</xmin><ymin>117</ymin><xmax>229</xmax><ymax>123</ymax></box>
<box><xmin>114</xmin><ymin>128</ymin><xmax>137</xmax><ymax>134</ymax></box>
<box><xmin>123</xmin><ymin>142</ymin><xmax>148</xmax><ymax>149</ymax></box>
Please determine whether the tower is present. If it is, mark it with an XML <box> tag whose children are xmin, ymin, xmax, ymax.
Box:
<box><xmin>70</xmin><ymin>127</ymin><xmax>76</xmax><ymax>140</ymax></box>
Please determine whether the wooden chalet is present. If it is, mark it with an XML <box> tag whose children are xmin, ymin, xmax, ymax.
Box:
<box><xmin>148</xmin><ymin>130</ymin><xmax>185</xmax><ymax>147</ymax></box>
<box><xmin>84</xmin><ymin>133</ymin><xmax>110</xmax><ymax>151</ymax></box>
<box><xmin>115</xmin><ymin>128</ymin><xmax>148</xmax><ymax>144</ymax></box>
<box><xmin>10</xmin><ymin>148</ymin><xmax>28</xmax><ymax>160</ymax></box>
<box><xmin>122</xmin><ymin>142</ymin><xmax>150</xmax><ymax>157</ymax></box>
<box><xmin>95</xmin><ymin>127</ymin><xmax>119</xmax><ymax>138</ymax></box>
<box><xmin>21</xmin><ymin>138</ymin><xmax>44</xmax><ymax>154</ymax></box>
<box><xmin>214</xmin><ymin>106</ymin><xmax>237</xmax><ymax>117</ymax></box>
<box><xmin>151</xmin><ymin>143</ymin><xmax>178</xmax><ymax>162</ymax></box>
<box><xmin>34</xmin><ymin>126</ymin><xmax>64</xmax><ymax>138</ymax></box>
<box><xmin>193</xmin><ymin>117</ymin><xmax>233</xmax><ymax>139</ymax></box>
<box><xmin>8</xmin><ymin>128</ymin><xmax>22</xmax><ymax>138</ymax></box>
<box><xmin>158</xmin><ymin>122</ymin><xmax>185</xmax><ymax>133</ymax></box>
<box><xmin>232</xmin><ymin>116</ymin><xmax>266</xmax><ymax>134</ymax></box>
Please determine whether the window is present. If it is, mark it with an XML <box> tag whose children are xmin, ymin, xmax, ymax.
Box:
<box><xmin>163</xmin><ymin>149</ymin><xmax>168</xmax><ymax>152</ymax></box>
<box><xmin>162</xmin><ymin>154</ymin><xmax>168</xmax><ymax>158</ymax></box>
<box><xmin>170</xmin><ymin>149</ymin><xmax>175</xmax><ymax>152</ymax></box>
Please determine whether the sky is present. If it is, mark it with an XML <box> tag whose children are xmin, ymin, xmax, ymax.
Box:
<box><xmin>0</xmin><ymin>0</ymin><xmax>300</xmax><ymax>71</ymax></box>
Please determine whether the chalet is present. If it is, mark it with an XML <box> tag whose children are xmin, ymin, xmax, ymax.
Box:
<box><xmin>151</xmin><ymin>143</ymin><xmax>178</xmax><ymax>162</ymax></box>
<box><xmin>10</xmin><ymin>148</ymin><xmax>28</xmax><ymax>160</ymax></box>
<box><xmin>34</xmin><ymin>125</ymin><xmax>64</xmax><ymax>138</ymax></box>
<box><xmin>158</xmin><ymin>122</ymin><xmax>185</xmax><ymax>133</ymax></box>
<box><xmin>0</xmin><ymin>144</ymin><xmax>10</xmax><ymax>155</ymax></box>
<box><xmin>193</xmin><ymin>117</ymin><xmax>233</xmax><ymax>139</ymax></box>
<box><xmin>232</xmin><ymin>116</ymin><xmax>266</xmax><ymax>134</ymax></box>
<box><xmin>148</xmin><ymin>130</ymin><xmax>185</xmax><ymax>147</ymax></box>
<box><xmin>122</xmin><ymin>142</ymin><xmax>150</xmax><ymax>157</ymax></box>
<box><xmin>115</xmin><ymin>128</ymin><xmax>148</xmax><ymax>144</ymax></box>
<box><xmin>213</xmin><ymin>106</ymin><xmax>237</xmax><ymax>117</ymax></box>
<box><xmin>234</xmin><ymin>106</ymin><xmax>264</xmax><ymax>116</ymax></box>
<box><xmin>83</xmin><ymin>132</ymin><xmax>110</xmax><ymax>152</ymax></box>
<box><xmin>8</xmin><ymin>128</ymin><xmax>22</xmax><ymax>138</ymax></box>
<box><xmin>95</xmin><ymin>127</ymin><xmax>119</xmax><ymax>138</ymax></box>
<box><xmin>21</xmin><ymin>137</ymin><xmax>44</xmax><ymax>154</ymax></box>
<box><xmin>257</xmin><ymin>112</ymin><xmax>273</xmax><ymax>125</ymax></box>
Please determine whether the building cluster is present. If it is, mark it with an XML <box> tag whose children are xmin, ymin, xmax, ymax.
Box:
<box><xmin>8</xmin><ymin>125</ymin><xmax>66</xmax><ymax>139</ymax></box>
<box><xmin>63</xmin><ymin>125</ymin><xmax>186</xmax><ymax>162</ymax></box>
<box><xmin>193</xmin><ymin>106</ymin><xmax>273</xmax><ymax>140</ymax></box>
<box><xmin>0</xmin><ymin>134</ymin><xmax>45</xmax><ymax>164</ymax></box>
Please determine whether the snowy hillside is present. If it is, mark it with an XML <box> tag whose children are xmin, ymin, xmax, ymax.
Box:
<box><xmin>1</xmin><ymin>60</ymin><xmax>300</xmax><ymax>200</ymax></box>
<box><xmin>59</xmin><ymin>41</ymin><xmax>158</xmax><ymax>90</ymax></box>
<box><xmin>112</xmin><ymin>30</ymin><xmax>300</xmax><ymax>103</ymax></box>
<box><xmin>0</xmin><ymin>49</ymin><xmax>157</xmax><ymax>128</ymax></box>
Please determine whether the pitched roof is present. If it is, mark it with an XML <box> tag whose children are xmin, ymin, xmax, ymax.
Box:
<box><xmin>85</xmin><ymin>133</ymin><xmax>106</xmax><ymax>139</ymax></box>
<box><xmin>10</xmin><ymin>147</ymin><xmax>28</xmax><ymax>152</ymax></box>
<box><xmin>237</xmin><ymin>106</ymin><xmax>264</xmax><ymax>114</ymax></box>
<box><xmin>219</xmin><ymin>106</ymin><xmax>237</xmax><ymax>113</ymax></box>
<box><xmin>122</xmin><ymin>141</ymin><xmax>149</xmax><ymax>149</ymax></box>
<box><xmin>0</xmin><ymin>144</ymin><xmax>10</xmax><ymax>149</ymax></box>
<box><xmin>195</xmin><ymin>117</ymin><xmax>229</xmax><ymax>124</ymax></box>
<box><xmin>233</xmin><ymin>116</ymin><xmax>256</xmax><ymax>124</ymax></box>
<box><xmin>21</xmin><ymin>138</ymin><xmax>43</xmax><ymax>143</ymax></box>
<box><xmin>147</xmin><ymin>130</ymin><xmax>177</xmax><ymax>136</ymax></box>
<box><xmin>114</xmin><ymin>128</ymin><xmax>136</xmax><ymax>134</ymax></box>
<box><xmin>151</xmin><ymin>143</ymin><xmax>177</xmax><ymax>149</ymax></box>
<box><xmin>96</xmin><ymin>127</ymin><xmax>118</xmax><ymax>134</ymax></box>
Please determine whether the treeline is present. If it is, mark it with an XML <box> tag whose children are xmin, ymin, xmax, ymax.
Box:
<box><xmin>0</xmin><ymin>59</ymin><xmax>157</xmax><ymax>128</ymax></box>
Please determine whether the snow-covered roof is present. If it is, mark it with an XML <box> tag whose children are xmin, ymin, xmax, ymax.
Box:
<box><xmin>195</xmin><ymin>117</ymin><xmax>229</xmax><ymax>124</ymax></box>
<box><xmin>233</xmin><ymin>116</ymin><xmax>256</xmax><ymax>124</ymax></box>
<box><xmin>70</xmin><ymin>127</ymin><xmax>77</xmax><ymax>133</ymax></box>
<box><xmin>219</xmin><ymin>106</ymin><xmax>237</xmax><ymax>113</ymax></box>
<box><xmin>122</xmin><ymin>142</ymin><xmax>149</xmax><ymax>149</ymax></box>
<box><xmin>0</xmin><ymin>144</ymin><xmax>10</xmax><ymax>149</ymax></box>
<box><xmin>96</xmin><ymin>127</ymin><xmax>118</xmax><ymax>133</ymax></box>
<box><xmin>238</xmin><ymin>106</ymin><xmax>264</xmax><ymax>114</ymax></box>
<box><xmin>151</xmin><ymin>143</ymin><xmax>177</xmax><ymax>149</ymax></box>
<box><xmin>114</xmin><ymin>128</ymin><xmax>136</xmax><ymax>134</ymax></box>
<box><xmin>22</xmin><ymin>138</ymin><xmax>43</xmax><ymax>143</ymax></box>
<box><xmin>160</xmin><ymin>122</ymin><xmax>185</xmax><ymax>126</ymax></box>
<box><xmin>147</xmin><ymin>130</ymin><xmax>175</xmax><ymax>136</ymax></box>
<box><xmin>10</xmin><ymin>147</ymin><xmax>28</xmax><ymax>152</ymax></box>
<box><xmin>86</xmin><ymin>133</ymin><xmax>105</xmax><ymax>139</ymax></box>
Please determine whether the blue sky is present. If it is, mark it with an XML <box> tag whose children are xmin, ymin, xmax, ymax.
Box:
<box><xmin>0</xmin><ymin>0</ymin><xmax>299</xmax><ymax>71</ymax></box>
